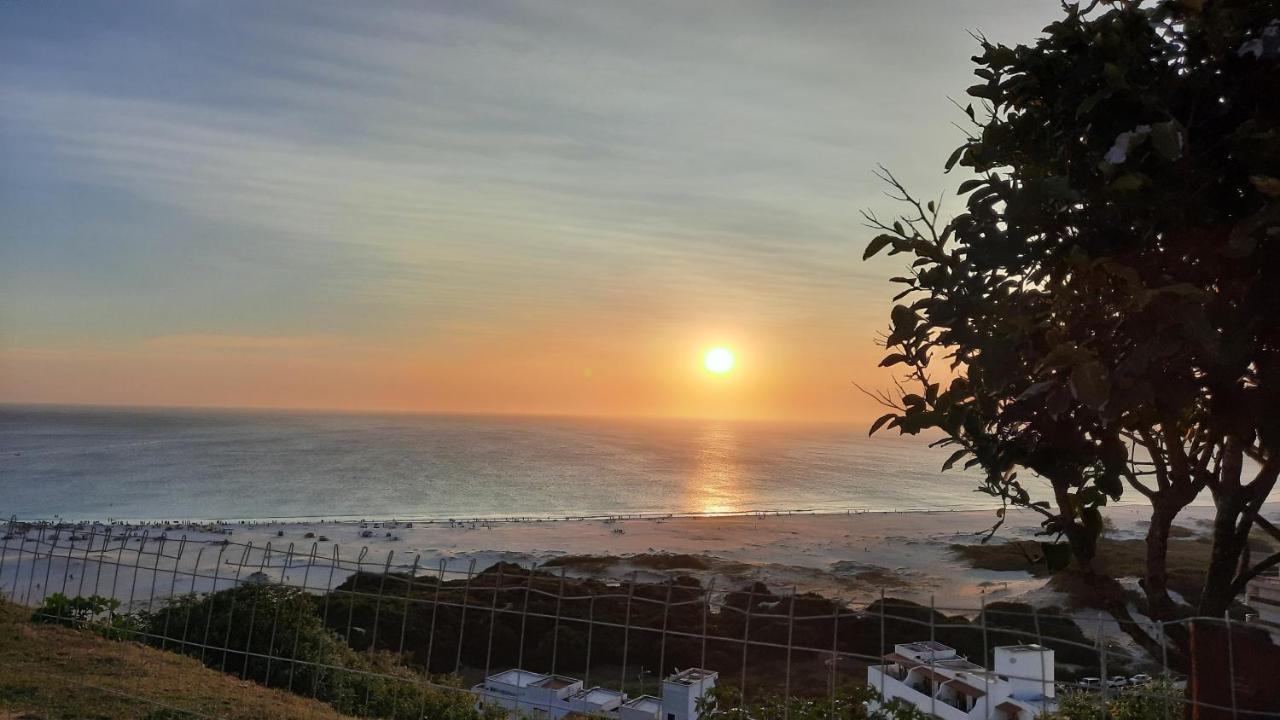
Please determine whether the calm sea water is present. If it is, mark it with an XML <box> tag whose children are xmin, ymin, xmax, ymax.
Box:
<box><xmin>0</xmin><ymin>405</ymin><xmax>999</xmax><ymax>521</ymax></box>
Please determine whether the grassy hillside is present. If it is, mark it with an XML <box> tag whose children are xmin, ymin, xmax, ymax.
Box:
<box><xmin>0</xmin><ymin>599</ymin><xmax>352</xmax><ymax>720</ymax></box>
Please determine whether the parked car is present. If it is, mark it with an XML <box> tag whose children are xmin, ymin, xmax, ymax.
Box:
<box><xmin>1129</xmin><ymin>674</ymin><xmax>1152</xmax><ymax>685</ymax></box>
<box><xmin>1079</xmin><ymin>677</ymin><xmax>1102</xmax><ymax>689</ymax></box>
<box><xmin>1107</xmin><ymin>676</ymin><xmax>1129</xmax><ymax>688</ymax></box>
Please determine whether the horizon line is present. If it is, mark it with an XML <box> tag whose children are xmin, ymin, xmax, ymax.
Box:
<box><xmin>0</xmin><ymin>399</ymin><xmax>877</xmax><ymax>427</ymax></box>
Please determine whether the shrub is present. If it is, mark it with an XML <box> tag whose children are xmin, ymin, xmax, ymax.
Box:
<box><xmin>137</xmin><ymin>585</ymin><xmax>502</xmax><ymax>720</ymax></box>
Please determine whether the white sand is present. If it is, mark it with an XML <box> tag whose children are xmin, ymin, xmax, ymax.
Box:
<box><xmin>1</xmin><ymin>503</ymin><xmax>1263</xmax><ymax>613</ymax></box>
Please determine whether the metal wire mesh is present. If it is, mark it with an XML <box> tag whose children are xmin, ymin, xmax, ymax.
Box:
<box><xmin>1</xmin><ymin>516</ymin><xmax>1277</xmax><ymax>719</ymax></box>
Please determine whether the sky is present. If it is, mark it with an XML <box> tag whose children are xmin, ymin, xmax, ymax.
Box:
<box><xmin>0</xmin><ymin>1</ymin><xmax>1060</xmax><ymax>422</ymax></box>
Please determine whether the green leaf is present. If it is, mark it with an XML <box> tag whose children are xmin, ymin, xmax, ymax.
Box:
<box><xmin>1103</xmin><ymin>63</ymin><xmax>1127</xmax><ymax>88</ymax></box>
<box><xmin>878</xmin><ymin>353</ymin><xmax>909</xmax><ymax>367</ymax></box>
<box><xmin>1150</xmin><ymin>120</ymin><xmax>1184</xmax><ymax>161</ymax></box>
<box><xmin>944</xmin><ymin>145</ymin><xmax>966</xmax><ymax>172</ymax></box>
<box><xmin>863</xmin><ymin>234</ymin><xmax>895</xmax><ymax>260</ymax></box>
<box><xmin>957</xmin><ymin>178</ymin><xmax>984</xmax><ymax>194</ymax></box>
<box><xmin>890</xmin><ymin>304</ymin><xmax>919</xmax><ymax>334</ymax></box>
<box><xmin>967</xmin><ymin>83</ymin><xmax>997</xmax><ymax>100</ymax></box>
<box><xmin>942</xmin><ymin>449</ymin><xmax>967</xmax><ymax>472</ymax></box>
<box><xmin>1069</xmin><ymin>361</ymin><xmax>1110</xmax><ymax>411</ymax></box>
<box><xmin>868</xmin><ymin>413</ymin><xmax>896</xmax><ymax>436</ymax></box>
<box><xmin>1250</xmin><ymin>175</ymin><xmax>1280</xmax><ymax>197</ymax></box>
<box><xmin>1110</xmin><ymin>173</ymin><xmax>1146</xmax><ymax>192</ymax></box>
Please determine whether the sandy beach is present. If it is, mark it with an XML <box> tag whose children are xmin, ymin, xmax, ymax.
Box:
<box><xmin>5</xmin><ymin>503</ymin><xmax>1266</xmax><ymax>614</ymax></box>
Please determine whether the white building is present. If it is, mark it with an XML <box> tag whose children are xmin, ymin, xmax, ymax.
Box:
<box><xmin>473</xmin><ymin>667</ymin><xmax>717</xmax><ymax>720</ymax></box>
<box><xmin>867</xmin><ymin>641</ymin><xmax>1056</xmax><ymax>720</ymax></box>
<box><xmin>1246</xmin><ymin>570</ymin><xmax>1280</xmax><ymax>640</ymax></box>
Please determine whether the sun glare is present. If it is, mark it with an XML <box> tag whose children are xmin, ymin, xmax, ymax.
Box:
<box><xmin>703</xmin><ymin>346</ymin><xmax>735</xmax><ymax>375</ymax></box>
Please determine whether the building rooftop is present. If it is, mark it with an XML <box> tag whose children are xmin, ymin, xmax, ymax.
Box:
<box><xmin>936</xmin><ymin>658</ymin><xmax>985</xmax><ymax>671</ymax></box>
<box><xmin>999</xmin><ymin>644</ymin><xmax>1050</xmax><ymax>653</ymax></box>
<box><xmin>569</xmin><ymin>687</ymin><xmax>624</xmax><ymax>706</ymax></box>
<box><xmin>488</xmin><ymin>669</ymin><xmax>548</xmax><ymax>688</ymax></box>
<box><xmin>666</xmin><ymin>668</ymin><xmax>717</xmax><ymax>685</ymax></box>
<box><xmin>534</xmin><ymin>676</ymin><xmax>580</xmax><ymax>690</ymax></box>
<box><xmin>899</xmin><ymin>641</ymin><xmax>953</xmax><ymax>653</ymax></box>
<box><xmin>623</xmin><ymin>695</ymin><xmax>662</xmax><ymax>713</ymax></box>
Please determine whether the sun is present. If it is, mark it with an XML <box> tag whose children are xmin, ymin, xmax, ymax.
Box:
<box><xmin>703</xmin><ymin>346</ymin><xmax>735</xmax><ymax>375</ymax></box>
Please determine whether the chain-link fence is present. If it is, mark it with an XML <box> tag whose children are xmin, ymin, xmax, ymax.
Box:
<box><xmin>2</xmin><ymin>517</ymin><xmax>1277</xmax><ymax>719</ymax></box>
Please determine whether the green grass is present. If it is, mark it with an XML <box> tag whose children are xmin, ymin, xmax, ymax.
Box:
<box><xmin>0</xmin><ymin>598</ymin><xmax>352</xmax><ymax>720</ymax></box>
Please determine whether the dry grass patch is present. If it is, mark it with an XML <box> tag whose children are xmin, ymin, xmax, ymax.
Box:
<box><xmin>0</xmin><ymin>600</ymin><xmax>351</xmax><ymax>720</ymax></box>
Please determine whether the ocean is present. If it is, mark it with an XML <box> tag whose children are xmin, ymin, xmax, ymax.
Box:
<box><xmin>0</xmin><ymin>404</ymin><xmax>1004</xmax><ymax>522</ymax></box>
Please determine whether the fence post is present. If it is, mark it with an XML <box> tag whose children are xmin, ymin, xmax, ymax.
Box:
<box><xmin>621</xmin><ymin>571</ymin><xmax>638</xmax><ymax>697</ymax></box>
<box><xmin>784</xmin><ymin>585</ymin><xmax>797</xmax><ymax>720</ymax></box>
<box><xmin>241</xmin><ymin>542</ymin><xmax>270</xmax><ymax>681</ymax></box>
<box><xmin>739</xmin><ymin>582</ymin><xmax>758</xmax><ymax>709</ymax></box>
<box><xmin>878</xmin><ymin>588</ymin><xmax>885</xmax><ymax>700</ymax></box>
<box><xmin>160</xmin><ymin>537</ymin><xmax>188</xmax><ymax>651</ymax></box>
<box><xmin>980</xmin><ymin>592</ymin><xmax>990</xmax><ymax>717</ymax></box>
<box><xmin>370</xmin><ymin>550</ymin><xmax>395</xmax><ymax>654</ymax></box>
<box><xmin>93</xmin><ymin>526</ymin><xmax>113</xmax><ymax>603</ymax></box>
<box><xmin>262</xmin><ymin>542</ymin><xmax>294</xmax><ymax>684</ymax></box>
<box><xmin>361</xmin><ymin>549</ymin><xmax>395</xmax><ymax>716</ymax></box>
<box><xmin>702</xmin><ymin>578</ymin><xmax>715</xmax><ymax>676</ymax></box>
<box><xmin>928</xmin><ymin>595</ymin><xmax>936</xmax><ymax>718</ymax></box>
<box><xmin>657</xmin><ymin>577</ymin><xmax>675</xmax><ymax>686</ymax></box>
<box><xmin>453</xmin><ymin>558</ymin><xmax>477</xmax><ymax>676</ymax></box>
<box><xmin>39</xmin><ymin>527</ymin><xmax>59</xmax><ymax>608</ymax></box>
<box><xmin>287</xmin><ymin>542</ymin><xmax>318</xmax><ymax>693</ymax></box>
<box><xmin>75</xmin><ymin>525</ymin><xmax>97</xmax><ymax>599</ymax></box>
<box><xmin>1098</xmin><ymin>612</ymin><xmax>1109</xmax><ymax>718</ymax></box>
<box><xmin>312</xmin><ymin>543</ymin><xmax>340</xmax><ymax>701</ymax></box>
<box><xmin>343</xmin><ymin>546</ymin><xmax>369</xmax><ymax>646</ymax></box>
<box><xmin>178</xmin><ymin>545</ymin><xmax>208</xmax><ymax>656</ymax></box>
<box><xmin>145</xmin><ymin>533</ymin><xmax>168</xmax><ymax>617</ymax></box>
<box><xmin>397</xmin><ymin>553</ymin><xmax>420</xmax><ymax>665</ymax></box>
<box><xmin>517</xmin><ymin>562</ymin><xmax>538</xmax><ymax>672</ymax></box>
<box><xmin>584</xmin><ymin>587</ymin><xmax>596</xmax><ymax>709</ymax></box>
<box><xmin>124</xmin><ymin>529</ymin><xmax>150</xmax><ymax>617</ymax></box>
<box><xmin>829</xmin><ymin>603</ymin><xmax>839</xmax><ymax>720</ymax></box>
<box><xmin>200</xmin><ymin>542</ymin><xmax>229</xmax><ymax>665</ymax></box>
<box><xmin>0</xmin><ymin>520</ymin><xmax>11</xmax><ymax>602</ymax></box>
<box><xmin>419</xmin><ymin>558</ymin><xmax>448</xmax><ymax>720</ymax></box>
<box><xmin>1030</xmin><ymin>603</ymin><xmax>1049</xmax><ymax>715</ymax></box>
<box><xmin>8</xmin><ymin>523</ymin><xmax>25</xmax><ymax>602</ymax></box>
<box><xmin>484</xmin><ymin>562</ymin><xmax>506</xmax><ymax>682</ymax></box>
<box><xmin>108</xmin><ymin>526</ymin><xmax>128</xmax><ymax>609</ymax></box>
<box><xmin>220</xmin><ymin>541</ymin><xmax>253</xmax><ymax>673</ymax></box>
<box><xmin>424</xmin><ymin>558</ymin><xmax>446</xmax><ymax>676</ymax></box>
<box><xmin>552</xmin><ymin>563</ymin><xmax>568</xmax><ymax>676</ymax></box>
<box><xmin>1224</xmin><ymin>612</ymin><xmax>1238</xmax><ymax>720</ymax></box>
<box><xmin>58</xmin><ymin>526</ymin><xmax>76</xmax><ymax>598</ymax></box>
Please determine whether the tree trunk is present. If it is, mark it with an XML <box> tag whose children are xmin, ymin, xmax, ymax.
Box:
<box><xmin>1199</xmin><ymin>498</ymin><xmax>1246</xmax><ymax>617</ymax></box>
<box><xmin>1199</xmin><ymin>438</ymin><xmax>1246</xmax><ymax>618</ymax></box>
<box><xmin>1143</xmin><ymin>499</ymin><xmax>1178</xmax><ymax>619</ymax></box>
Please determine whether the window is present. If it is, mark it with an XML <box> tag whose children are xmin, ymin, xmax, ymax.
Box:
<box><xmin>668</xmin><ymin>713</ymin><xmax>676</xmax><ymax>720</ymax></box>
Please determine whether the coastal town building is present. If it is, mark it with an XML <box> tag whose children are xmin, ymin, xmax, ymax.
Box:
<box><xmin>1246</xmin><ymin>569</ymin><xmax>1280</xmax><ymax>640</ymax></box>
<box><xmin>867</xmin><ymin>641</ymin><xmax>1056</xmax><ymax>720</ymax></box>
<box><xmin>472</xmin><ymin>667</ymin><xmax>717</xmax><ymax>720</ymax></box>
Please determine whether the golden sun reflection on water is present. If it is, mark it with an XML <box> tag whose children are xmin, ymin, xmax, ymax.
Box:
<box><xmin>689</xmin><ymin>422</ymin><xmax>744</xmax><ymax>515</ymax></box>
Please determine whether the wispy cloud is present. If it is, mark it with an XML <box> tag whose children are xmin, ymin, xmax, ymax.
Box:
<box><xmin>0</xmin><ymin>0</ymin><xmax>1059</xmax><ymax>416</ymax></box>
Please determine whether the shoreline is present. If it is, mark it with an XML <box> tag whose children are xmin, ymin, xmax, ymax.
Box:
<box><xmin>7</xmin><ymin>503</ymin><xmax>1270</xmax><ymax>614</ymax></box>
<box><xmin>3</xmin><ymin>496</ymin><xmax>1237</xmax><ymax>527</ymax></box>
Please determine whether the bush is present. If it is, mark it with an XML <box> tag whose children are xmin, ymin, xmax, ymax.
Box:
<box><xmin>137</xmin><ymin>585</ymin><xmax>502</xmax><ymax>720</ymax></box>
<box><xmin>1052</xmin><ymin>682</ymin><xmax>1183</xmax><ymax>720</ymax></box>
<box><xmin>697</xmin><ymin>685</ymin><xmax>932</xmax><ymax>720</ymax></box>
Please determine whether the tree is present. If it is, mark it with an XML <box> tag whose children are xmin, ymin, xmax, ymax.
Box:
<box><xmin>864</xmin><ymin>0</ymin><xmax>1280</xmax><ymax>620</ymax></box>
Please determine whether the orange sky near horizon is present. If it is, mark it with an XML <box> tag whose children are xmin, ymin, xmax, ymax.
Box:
<box><xmin>0</xmin><ymin>317</ymin><xmax>899</xmax><ymax>423</ymax></box>
<box><xmin>0</xmin><ymin>1</ymin><xmax>1060</xmax><ymax>423</ymax></box>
